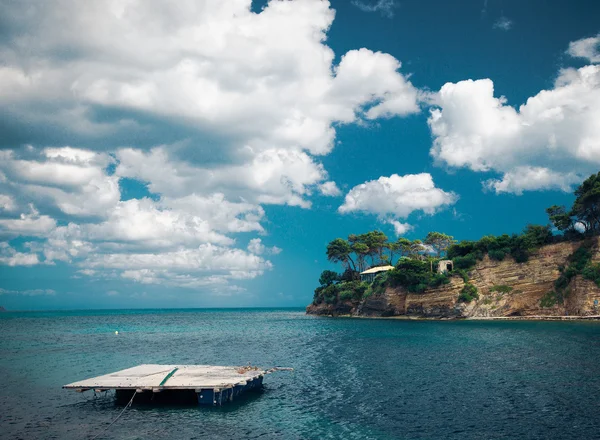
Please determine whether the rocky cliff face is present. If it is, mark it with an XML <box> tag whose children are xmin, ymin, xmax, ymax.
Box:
<box><xmin>306</xmin><ymin>238</ymin><xmax>600</xmax><ymax>318</ymax></box>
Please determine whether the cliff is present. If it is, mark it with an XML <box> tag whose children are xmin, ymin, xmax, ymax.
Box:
<box><xmin>306</xmin><ymin>238</ymin><xmax>600</xmax><ymax>319</ymax></box>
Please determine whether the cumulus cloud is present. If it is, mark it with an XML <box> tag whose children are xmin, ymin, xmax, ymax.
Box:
<box><xmin>0</xmin><ymin>205</ymin><xmax>56</xmax><ymax>237</ymax></box>
<box><xmin>0</xmin><ymin>0</ymin><xmax>425</xmax><ymax>293</ymax></box>
<box><xmin>318</xmin><ymin>181</ymin><xmax>342</xmax><ymax>197</ymax></box>
<box><xmin>0</xmin><ymin>0</ymin><xmax>419</xmax><ymax>156</ymax></box>
<box><xmin>428</xmin><ymin>44</ymin><xmax>600</xmax><ymax>194</ymax></box>
<box><xmin>387</xmin><ymin>220</ymin><xmax>413</xmax><ymax>236</ymax></box>
<box><xmin>115</xmin><ymin>147</ymin><xmax>332</xmax><ymax>209</ymax></box>
<box><xmin>567</xmin><ymin>33</ymin><xmax>600</xmax><ymax>64</ymax></box>
<box><xmin>86</xmin><ymin>244</ymin><xmax>272</xmax><ymax>289</ymax></box>
<box><xmin>0</xmin><ymin>195</ymin><xmax>16</xmax><ymax>212</ymax></box>
<box><xmin>339</xmin><ymin>173</ymin><xmax>458</xmax><ymax>230</ymax></box>
<box><xmin>247</xmin><ymin>238</ymin><xmax>282</xmax><ymax>256</ymax></box>
<box><xmin>0</xmin><ymin>243</ymin><xmax>40</xmax><ymax>266</ymax></box>
<box><xmin>484</xmin><ymin>166</ymin><xmax>582</xmax><ymax>195</ymax></box>
<box><xmin>0</xmin><ymin>148</ymin><xmax>119</xmax><ymax>217</ymax></box>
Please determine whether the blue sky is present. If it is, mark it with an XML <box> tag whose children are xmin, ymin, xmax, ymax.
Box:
<box><xmin>0</xmin><ymin>0</ymin><xmax>599</xmax><ymax>310</ymax></box>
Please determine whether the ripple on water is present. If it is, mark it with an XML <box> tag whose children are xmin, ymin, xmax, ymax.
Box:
<box><xmin>1</xmin><ymin>310</ymin><xmax>600</xmax><ymax>439</ymax></box>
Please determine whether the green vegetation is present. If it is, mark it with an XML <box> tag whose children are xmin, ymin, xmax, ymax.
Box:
<box><xmin>540</xmin><ymin>240</ymin><xmax>598</xmax><ymax>308</ymax></box>
<box><xmin>540</xmin><ymin>291</ymin><xmax>561</xmax><ymax>308</ymax></box>
<box><xmin>489</xmin><ymin>285</ymin><xmax>513</xmax><ymax>294</ymax></box>
<box><xmin>582</xmin><ymin>263</ymin><xmax>600</xmax><ymax>287</ymax></box>
<box><xmin>388</xmin><ymin>259</ymin><xmax>450</xmax><ymax>293</ymax></box>
<box><xmin>547</xmin><ymin>171</ymin><xmax>600</xmax><ymax>236</ymax></box>
<box><xmin>455</xmin><ymin>269</ymin><xmax>470</xmax><ymax>283</ymax></box>
<box><xmin>313</xmin><ymin>172</ymin><xmax>600</xmax><ymax>308</ymax></box>
<box><xmin>458</xmin><ymin>283</ymin><xmax>479</xmax><ymax>303</ymax></box>
<box><xmin>447</xmin><ymin>224</ymin><xmax>554</xmax><ymax>268</ymax></box>
<box><xmin>312</xmin><ymin>272</ymin><xmax>370</xmax><ymax>305</ymax></box>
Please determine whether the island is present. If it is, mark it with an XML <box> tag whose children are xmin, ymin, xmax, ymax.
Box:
<box><xmin>307</xmin><ymin>172</ymin><xmax>600</xmax><ymax>319</ymax></box>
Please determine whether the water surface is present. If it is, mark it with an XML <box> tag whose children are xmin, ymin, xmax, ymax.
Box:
<box><xmin>1</xmin><ymin>309</ymin><xmax>600</xmax><ymax>439</ymax></box>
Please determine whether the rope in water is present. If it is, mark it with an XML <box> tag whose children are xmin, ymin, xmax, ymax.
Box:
<box><xmin>90</xmin><ymin>390</ymin><xmax>137</xmax><ymax>440</ymax></box>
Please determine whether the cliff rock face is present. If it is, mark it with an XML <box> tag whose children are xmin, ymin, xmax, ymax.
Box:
<box><xmin>306</xmin><ymin>239</ymin><xmax>600</xmax><ymax>318</ymax></box>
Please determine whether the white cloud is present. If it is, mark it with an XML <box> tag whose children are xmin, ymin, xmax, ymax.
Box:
<box><xmin>567</xmin><ymin>33</ymin><xmax>600</xmax><ymax>64</ymax></box>
<box><xmin>332</xmin><ymin>49</ymin><xmax>420</xmax><ymax>120</ymax></box>
<box><xmin>116</xmin><ymin>147</ymin><xmax>331</xmax><ymax>208</ymax></box>
<box><xmin>0</xmin><ymin>243</ymin><xmax>40</xmax><ymax>266</ymax></box>
<box><xmin>106</xmin><ymin>243</ymin><xmax>272</xmax><ymax>289</ymax></box>
<box><xmin>339</xmin><ymin>173</ymin><xmax>458</xmax><ymax>227</ymax></box>
<box><xmin>106</xmin><ymin>290</ymin><xmax>119</xmax><ymax>296</ymax></box>
<box><xmin>352</xmin><ymin>0</ymin><xmax>397</xmax><ymax>18</ymax></box>
<box><xmin>484</xmin><ymin>166</ymin><xmax>582</xmax><ymax>195</ymax></box>
<box><xmin>0</xmin><ymin>147</ymin><xmax>119</xmax><ymax>217</ymax></box>
<box><xmin>318</xmin><ymin>181</ymin><xmax>342</xmax><ymax>197</ymax></box>
<box><xmin>428</xmin><ymin>55</ymin><xmax>600</xmax><ymax>194</ymax></box>
<box><xmin>164</xmin><ymin>193</ymin><xmax>265</xmax><ymax>234</ymax></box>
<box><xmin>83</xmin><ymin>198</ymin><xmax>233</xmax><ymax>248</ymax></box>
<box><xmin>0</xmin><ymin>0</ymin><xmax>425</xmax><ymax>293</ymax></box>
<box><xmin>0</xmin><ymin>195</ymin><xmax>16</xmax><ymax>212</ymax></box>
<box><xmin>387</xmin><ymin>220</ymin><xmax>412</xmax><ymax>236</ymax></box>
<box><xmin>1</xmin><ymin>0</ymin><xmax>419</xmax><ymax>156</ymax></box>
<box><xmin>0</xmin><ymin>205</ymin><xmax>56</xmax><ymax>237</ymax></box>
<box><xmin>493</xmin><ymin>17</ymin><xmax>513</xmax><ymax>31</ymax></box>
<box><xmin>0</xmin><ymin>288</ymin><xmax>55</xmax><ymax>296</ymax></box>
<box><xmin>247</xmin><ymin>238</ymin><xmax>282</xmax><ymax>256</ymax></box>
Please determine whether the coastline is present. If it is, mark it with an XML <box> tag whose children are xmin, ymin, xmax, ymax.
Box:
<box><xmin>308</xmin><ymin>313</ymin><xmax>600</xmax><ymax>321</ymax></box>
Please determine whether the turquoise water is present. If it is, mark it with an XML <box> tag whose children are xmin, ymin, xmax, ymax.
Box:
<box><xmin>1</xmin><ymin>309</ymin><xmax>600</xmax><ymax>439</ymax></box>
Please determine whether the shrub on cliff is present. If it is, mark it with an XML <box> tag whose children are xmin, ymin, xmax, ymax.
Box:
<box><xmin>338</xmin><ymin>281</ymin><xmax>369</xmax><ymax>302</ymax></box>
<box><xmin>582</xmin><ymin>264</ymin><xmax>600</xmax><ymax>287</ymax></box>
<box><xmin>540</xmin><ymin>291</ymin><xmax>561</xmax><ymax>308</ymax></box>
<box><xmin>489</xmin><ymin>285</ymin><xmax>513</xmax><ymax>294</ymax></box>
<box><xmin>389</xmin><ymin>259</ymin><xmax>449</xmax><ymax>293</ymax></box>
<box><xmin>319</xmin><ymin>270</ymin><xmax>339</xmax><ymax>287</ymax></box>
<box><xmin>488</xmin><ymin>249</ymin><xmax>506</xmax><ymax>261</ymax></box>
<box><xmin>542</xmin><ymin>241</ymin><xmax>595</xmax><ymax>308</ymax></box>
<box><xmin>458</xmin><ymin>283</ymin><xmax>479</xmax><ymax>303</ymax></box>
<box><xmin>453</xmin><ymin>254</ymin><xmax>478</xmax><ymax>270</ymax></box>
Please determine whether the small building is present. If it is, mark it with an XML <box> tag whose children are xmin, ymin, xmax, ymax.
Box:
<box><xmin>360</xmin><ymin>265</ymin><xmax>394</xmax><ymax>283</ymax></box>
<box><xmin>437</xmin><ymin>260</ymin><xmax>453</xmax><ymax>274</ymax></box>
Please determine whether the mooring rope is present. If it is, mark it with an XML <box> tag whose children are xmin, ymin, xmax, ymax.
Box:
<box><xmin>90</xmin><ymin>390</ymin><xmax>137</xmax><ymax>440</ymax></box>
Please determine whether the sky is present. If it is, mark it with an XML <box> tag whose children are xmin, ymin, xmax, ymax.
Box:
<box><xmin>0</xmin><ymin>0</ymin><xmax>599</xmax><ymax>310</ymax></box>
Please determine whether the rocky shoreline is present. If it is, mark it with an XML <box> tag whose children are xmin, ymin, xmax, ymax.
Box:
<box><xmin>307</xmin><ymin>238</ymin><xmax>600</xmax><ymax>319</ymax></box>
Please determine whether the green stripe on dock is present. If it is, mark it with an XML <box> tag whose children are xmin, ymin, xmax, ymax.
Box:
<box><xmin>159</xmin><ymin>367</ymin><xmax>179</xmax><ymax>386</ymax></box>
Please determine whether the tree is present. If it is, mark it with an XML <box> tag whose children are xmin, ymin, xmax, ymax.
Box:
<box><xmin>396</xmin><ymin>238</ymin><xmax>412</xmax><ymax>258</ymax></box>
<box><xmin>385</xmin><ymin>241</ymin><xmax>399</xmax><ymax>265</ymax></box>
<box><xmin>571</xmin><ymin>172</ymin><xmax>600</xmax><ymax>234</ymax></box>
<box><xmin>363</xmin><ymin>230</ymin><xmax>388</xmax><ymax>265</ymax></box>
<box><xmin>424</xmin><ymin>232</ymin><xmax>456</xmax><ymax>257</ymax></box>
<box><xmin>319</xmin><ymin>270</ymin><xmax>339</xmax><ymax>287</ymax></box>
<box><xmin>326</xmin><ymin>238</ymin><xmax>355</xmax><ymax>271</ymax></box>
<box><xmin>408</xmin><ymin>239</ymin><xmax>427</xmax><ymax>260</ymax></box>
<box><xmin>521</xmin><ymin>224</ymin><xmax>553</xmax><ymax>248</ymax></box>
<box><xmin>546</xmin><ymin>205</ymin><xmax>573</xmax><ymax>232</ymax></box>
<box><xmin>351</xmin><ymin>242</ymin><xmax>369</xmax><ymax>272</ymax></box>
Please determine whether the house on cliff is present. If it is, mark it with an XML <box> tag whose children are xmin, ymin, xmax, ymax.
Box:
<box><xmin>437</xmin><ymin>260</ymin><xmax>453</xmax><ymax>274</ymax></box>
<box><xmin>360</xmin><ymin>265</ymin><xmax>394</xmax><ymax>283</ymax></box>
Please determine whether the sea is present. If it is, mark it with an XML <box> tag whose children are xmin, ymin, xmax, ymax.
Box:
<box><xmin>1</xmin><ymin>308</ymin><xmax>600</xmax><ymax>440</ymax></box>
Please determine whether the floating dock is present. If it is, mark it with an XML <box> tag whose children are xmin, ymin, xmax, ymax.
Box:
<box><xmin>63</xmin><ymin>364</ymin><xmax>279</xmax><ymax>406</ymax></box>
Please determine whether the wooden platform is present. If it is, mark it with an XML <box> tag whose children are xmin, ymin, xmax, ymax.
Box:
<box><xmin>63</xmin><ymin>364</ymin><xmax>269</xmax><ymax>405</ymax></box>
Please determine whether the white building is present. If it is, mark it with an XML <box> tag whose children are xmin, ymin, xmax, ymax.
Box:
<box><xmin>437</xmin><ymin>260</ymin><xmax>453</xmax><ymax>274</ymax></box>
<box><xmin>360</xmin><ymin>265</ymin><xmax>395</xmax><ymax>283</ymax></box>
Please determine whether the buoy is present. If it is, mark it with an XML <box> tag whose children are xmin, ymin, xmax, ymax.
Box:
<box><xmin>115</xmin><ymin>331</ymin><xmax>119</xmax><ymax>335</ymax></box>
